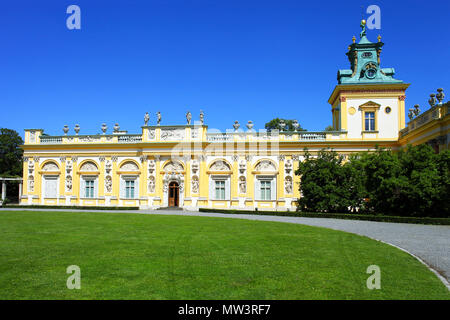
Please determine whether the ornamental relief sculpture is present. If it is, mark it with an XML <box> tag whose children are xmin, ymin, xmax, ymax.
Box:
<box><xmin>210</xmin><ymin>160</ymin><xmax>230</xmax><ymax>171</ymax></box>
<box><xmin>163</xmin><ymin>161</ymin><xmax>183</xmax><ymax>173</ymax></box>
<box><xmin>255</xmin><ymin>160</ymin><xmax>276</xmax><ymax>171</ymax></box>
<box><xmin>120</xmin><ymin>162</ymin><xmax>139</xmax><ymax>171</ymax></box>
<box><xmin>42</xmin><ymin>162</ymin><xmax>59</xmax><ymax>171</ymax></box>
<box><xmin>80</xmin><ymin>161</ymin><xmax>98</xmax><ymax>171</ymax></box>
<box><xmin>148</xmin><ymin>129</ymin><xmax>156</xmax><ymax>140</ymax></box>
<box><xmin>160</xmin><ymin>128</ymin><xmax>185</xmax><ymax>141</ymax></box>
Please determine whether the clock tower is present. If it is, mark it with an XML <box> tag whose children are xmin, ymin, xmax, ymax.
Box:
<box><xmin>328</xmin><ymin>20</ymin><xmax>410</xmax><ymax>140</ymax></box>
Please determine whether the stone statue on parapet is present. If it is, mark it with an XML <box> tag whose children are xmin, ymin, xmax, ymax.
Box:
<box><xmin>186</xmin><ymin>111</ymin><xmax>192</xmax><ymax>125</ymax></box>
<box><xmin>156</xmin><ymin>111</ymin><xmax>161</xmax><ymax>125</ymax></box>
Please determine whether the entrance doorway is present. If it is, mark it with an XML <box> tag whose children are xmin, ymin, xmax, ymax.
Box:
<box><xmin>168</xmin><ymin>181</ymin><xmax>179</xmax><ymax>207</ymax></box>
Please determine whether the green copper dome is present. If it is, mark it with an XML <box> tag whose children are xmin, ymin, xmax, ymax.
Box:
<box><xmin>337</xmin><ymin>21</ymin><xmax>403</xmax><ymax>84</ymax></box>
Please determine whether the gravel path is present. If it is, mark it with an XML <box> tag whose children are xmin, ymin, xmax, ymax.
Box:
<box><xmin>2</xmin><ymin>208</ymin><xmax>449</xmax><ymax>285</ymax></box>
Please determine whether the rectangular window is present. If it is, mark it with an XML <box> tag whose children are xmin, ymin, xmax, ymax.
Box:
<box><xmin>365</xmin><ymin>112</ymin><xmax>375</xmax><ymax>131</ymax></box>
<box><xmin>260</xmin><ymin>180</ymin><xmax>271</xmax><ymax>200</ymax></box>
<box><xmin>215</xmin><ymin>180</ymin><xmax>225</xmax><ymax>200</ymax></box>
<box><xmin>125</xmin><ymin>180</ymin><xmax>135</xmax><ymax>199</ymax></box>
<box><xmin>85</xmin><ymin>180</ymin><xmax>95</xmax><ymax>198</ymax></box>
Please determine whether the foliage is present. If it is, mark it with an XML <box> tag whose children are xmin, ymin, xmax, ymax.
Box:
<box><xmin>295</xmin><ymin>148</ymin><xmax>365</xmax><ymax>213</ymax></box>
<box><xmin>324</xmin><ymin>125</ymin><xmax>334</xmax><ymax>131</ymax></box>
<box><xmin>0</xmin><ymin>128</ymin><xmax>23</xmax><ymax>177</ymax></box>
<box><xmin>264</xmin><ymin>118</ymin><xmax>306</xmax><ymax>132</ymax></box>
<box><xmin>295</xmin><ymin>145</ymin><xmax>450</xmax><ymax>217</ymax></box>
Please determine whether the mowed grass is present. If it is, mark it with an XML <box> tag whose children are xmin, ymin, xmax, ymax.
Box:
<box><xmin>0</xmin><ymin>211</ymin><xmax>448</xmax><ymax>300</ymax></box>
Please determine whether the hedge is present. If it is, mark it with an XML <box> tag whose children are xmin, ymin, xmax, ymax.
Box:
<box><xmin>198</xmin><ymin>208</ymin><xmax>450</xmax><ymax>225</ymax></box>
<box><xmin>1</xmin><ymin>204</ymin><xmax>139</xmax><ymax>210</ymax></box>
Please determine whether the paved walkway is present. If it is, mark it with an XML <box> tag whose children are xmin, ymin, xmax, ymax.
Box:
<box><xmin>1</xmin><ymin>208</ymin><xmax>449</xmax><ymax>285</ymax></box>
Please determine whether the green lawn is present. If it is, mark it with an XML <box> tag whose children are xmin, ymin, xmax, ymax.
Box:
<box><xmin>0</xmin><ymin>211</ymin><xmax>448</xmax><ymax>299</ymax></box>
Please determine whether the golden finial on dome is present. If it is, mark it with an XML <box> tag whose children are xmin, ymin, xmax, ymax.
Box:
<box><xmin>377</xmin><ymin>35</ymin><xmax>382</xmax><ymax>42</ymax></box>
<box><xmin>361</xmin><ymin>19</ymin><xmax>366</xmax><ymax>25</ymax></box>
<box><xmin>352</xmin><ymin>36</ymin><xmax>356</xmax><ymax>43</ymax></box>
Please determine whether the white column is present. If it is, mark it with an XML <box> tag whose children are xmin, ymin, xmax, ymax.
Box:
<box><xmin>1</xmin><ymin>181</ymin><xmax>6</xmax><ymax>200</ymax></box>
<box><xmin>19</xmin><ymin>182</ymin><xmax>22</xmax><ymax>201</ymax></box>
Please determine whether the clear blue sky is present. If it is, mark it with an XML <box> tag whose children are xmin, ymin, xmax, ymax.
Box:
<box><xmin>1</xmin><ymin>0</ymin><xmax>449</xmax><ymax>138</ymax></box>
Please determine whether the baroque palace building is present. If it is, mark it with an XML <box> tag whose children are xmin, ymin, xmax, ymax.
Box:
<box><xmin>19</xmin><ymin>21</ymin><xmax>449</xmax><ymax>210</ymax></box>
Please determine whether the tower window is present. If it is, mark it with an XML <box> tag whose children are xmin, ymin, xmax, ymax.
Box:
<box><xmin>365</xmin><ymin>112</ymin><xmax>376</xmax><ymax>131</ymax></box>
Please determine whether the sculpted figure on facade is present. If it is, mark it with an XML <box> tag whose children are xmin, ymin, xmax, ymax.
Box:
<box><xmin>285</xmin><ymin>176</ymin><xmax>293</xmax><ymax>194</ymax></box>
<box><xmin>191</xmin><ymin>176</ymin><xmax>199</xmax><ymax>194</ymax></box>
<box><xmin>28</xmin><ymin>175</ymin><xmax>34</xmax><ymax>192</ymax></box>
<box><xmin>105</xmin><ymin>175</ymin><xmax>112</xmax><ymax>193</ymax></box>
<box><xmin>148</xmin><ymin>176</ymin><xmax>155</xmax><ymax>193</ymax></box>
<box><xmin>239</xmin><ymin>176</ymin><xmax>246</xmax><ymax>194</ymax></box>
<box><xmin>66</xmin><ymin>176</ymin><xmax>72</xmax><ymax>192</ymax></box>
<box><xmin>144</xmin><ymin>112</ymin><xmax>150</xmax><ymax>126</ymax></box>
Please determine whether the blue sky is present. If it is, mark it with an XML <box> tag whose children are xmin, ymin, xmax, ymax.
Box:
<box><xmin>1</xmin><ymin>0</ymin><xmax>449</xmax><ymax>138</ymax></box>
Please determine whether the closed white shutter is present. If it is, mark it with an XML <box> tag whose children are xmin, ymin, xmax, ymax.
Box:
<box><xmin>254</xmin><ymin>177</ymin><xmax>261</xmax><ymax>200</ymax></box>
<box><xmin>134</xmin><ymin>177</ymin><xmax>139</xmax><ymax>199</ymax></box>
<box><xmin>80</xmin><ymin>177</ymin><xmax>86</xmax><ymax>198</ymax></box>
<box><xmin>270</xmin><ymin>178</ymin><xmax>276</xmax><ymax>200</ymax></box>
<box><xmin>225</xmin><ymin>178</ymin><xmax>230</xmax><ymax>200</ymax></box>
<box><xmin>120</xmin><ymin>177</ymin><xmax>124</xmax><ymax>198</ymax></box>
<box><xmin>94</xmin><ymin>178</ymin><xmax>99</xmax><ymax>198</ymax></box>
<box><xmin>209</xmin><ymin>178</ymin><xmax>215</xmax><ymax>200</ymax></box>
<box><xmin>45</xmin><ymin>177</ymin><xmax>58</xmax><ymax>198</ymax></box>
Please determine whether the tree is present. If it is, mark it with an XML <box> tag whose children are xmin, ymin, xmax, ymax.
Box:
<box><xmin>354</xmin><ymin>144</ymin><xmax>448</xmax><ymax>217</ymax></box>
<box><xmin>295</xmin><ymin>148</ymin><xmax>365</xmax><ymax>213</ymax></box>
<box><xmin>324</xmin><ymin>125</ymin><xmax>334</xmax><ymax>131</ymax></box>
<box><xmin>0</xmin><ymin>128</ymin><xmax>24</xmax><ymax>177</ymax></box>
<box><xmin>264</xmin><ymin>118</ymin><xmax>306</xmax><ymax>132</ymax></box>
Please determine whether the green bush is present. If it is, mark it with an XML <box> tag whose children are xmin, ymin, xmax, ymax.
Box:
<box><xmin>295</xmin><ymin>145</ymin><xmax>449</xmax><ymax>218</ymax></box>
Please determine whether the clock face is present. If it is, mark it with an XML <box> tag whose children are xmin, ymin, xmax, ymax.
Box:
<box><xmin>366</xmin><ymin>68</ymin><xmax>376</xmax><ymax>78</ymax></box>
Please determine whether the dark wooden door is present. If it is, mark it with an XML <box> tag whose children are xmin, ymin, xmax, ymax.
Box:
<box><xmin>168</xmin><ymin>182</ymin><xmax>179</xmax><ymax>207</ymax></box>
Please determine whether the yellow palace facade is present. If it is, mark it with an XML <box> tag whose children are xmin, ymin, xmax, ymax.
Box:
<box><xmin>19</xmin><ymin>23</ymin><xmax>450</xmax><ymax>210</ymax></box>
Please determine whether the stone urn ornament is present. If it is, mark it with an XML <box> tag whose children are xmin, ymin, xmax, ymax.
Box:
<box><xmin>246</xmin><ymin>120</ymin><xmax>254</xmax><ymax>131</ymax></box>
<box><xmin>279</xmin><ymin>120</ymin><xmax>286</xmax><ymax>131</ymax></box>
<box><xmin>101</xmin><ymin>123</ymin><xmax>107</xmax><ymax>134</ymax></box>
<box><xmin>292</xmin><ymin>120</ymin><xmax>299</xmax><ymax>131</ymax></box>
<box><xmin>428</xmin><ymin>94</ymin><xmax>437</xmax><ymax>107</ymax></box>
<box><xmin>233</xmin><ymin>121</ymin><xmax>240</xmax><ymax>131</ymax></box>
<box><xmin>63</xmin><ymin>125</ymin><xmax>69</xmax><ymax>135</ymax></box>
<box><xmin>113</xmin><ymin>123</ymin><xmax>120</xmax><ymax>132</ymax></box>
<box><xmin>436</xmin><ymin>88</ymin><xmax>445</xmax><ymax>105</ymax></box>
<box><xmin>74</xmin><ymin>124</ymin><xmax>80</xmax><ymax>135</ymax></box>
